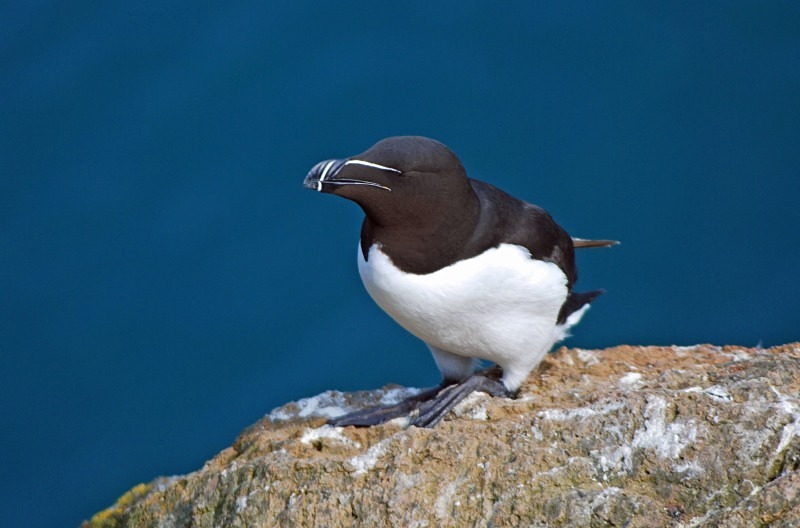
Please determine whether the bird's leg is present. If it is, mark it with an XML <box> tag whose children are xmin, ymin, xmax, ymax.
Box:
<box><xmin>410</xmin><ymin>373</ymin><xmax>510</xmax><ymax>428</ymax></box>
<box><xmin>327</xmin><ymin>385</ymin><xmax>448</xmax><ymax>427</ymax></box>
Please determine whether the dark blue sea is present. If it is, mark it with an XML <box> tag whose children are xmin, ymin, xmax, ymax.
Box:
<box><xmin>2</xmin><ymin>2</ymin><xmax>798</xmax><ymax>526</ymax></box>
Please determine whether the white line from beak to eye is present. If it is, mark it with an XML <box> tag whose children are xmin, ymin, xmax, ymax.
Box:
<box><xmin>317</xmin><ymin>160</ymin><xmax>336</xmax><ymax>192</ymax></box>
<box><xmin>344</xmin><ymin>159</ymin><xmax>402</xmax><ymax>173</ymax></box>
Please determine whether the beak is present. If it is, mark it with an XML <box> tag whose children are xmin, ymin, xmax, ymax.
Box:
<box><xmin>303</xmin><ymin>159</ymin><xmax>392</xmax><ymax>193</ymax></box>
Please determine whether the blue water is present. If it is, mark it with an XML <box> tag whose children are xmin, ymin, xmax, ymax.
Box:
<box><xmin>2</xmin><ymin>2</ymin><xmax>798</xmax><ymax>526</ymax></box>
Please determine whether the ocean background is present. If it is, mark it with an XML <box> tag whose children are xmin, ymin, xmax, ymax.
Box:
<box><xmin>2</xmin><ymin>2</ymin><xmax>798</xmax><ymax>526</ymax></box>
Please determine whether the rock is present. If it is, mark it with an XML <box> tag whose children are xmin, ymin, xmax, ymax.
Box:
<box><xmin>83</xmin><ymin>344</ymin><xmax>800</xmax><ymax>527</ymax></box>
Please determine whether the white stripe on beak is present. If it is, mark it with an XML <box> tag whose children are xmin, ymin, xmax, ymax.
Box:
<box><xmin>317</xmin><ymin>160</ymin><xmax>336</xmax><ymax>191</ymax></box>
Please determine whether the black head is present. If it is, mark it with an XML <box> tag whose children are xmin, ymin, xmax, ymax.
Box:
<box><xmin>303</xmin><ymin>136</ymin><xmax>475</xmax><ymax>228</ymax></box>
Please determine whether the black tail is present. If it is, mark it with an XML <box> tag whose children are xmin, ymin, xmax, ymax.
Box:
<box><xmin>557</xmin><ymin>289</ymin><xmax>605</xmax><ymax>325</ymax></box>
<box><xmin>572</xmin><ymin>238</ymin><xmax>619</xmax><ymax>249</ymax></box>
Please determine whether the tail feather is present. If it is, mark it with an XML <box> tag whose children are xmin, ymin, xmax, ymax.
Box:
<box><xmin>572</xmin><ymin>238</ymin><xmax>619</xmax><ymax>249</ymax></box>
<box><xmin>557</xmin><ymin>289</ymin><xmax>605</xmax><ymax>326</ymax></box>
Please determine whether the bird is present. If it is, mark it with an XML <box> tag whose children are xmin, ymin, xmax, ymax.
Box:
<box><xmin>303</xmin><ymin>136</ymin><xmax>616</xmax><ymax>427</ymax></box>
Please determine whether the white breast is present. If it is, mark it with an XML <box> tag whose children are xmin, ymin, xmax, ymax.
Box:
<box><xmin>357</xmin><ymin>243</ymin><xmax>570</xmax><ymax>390</ymax></box>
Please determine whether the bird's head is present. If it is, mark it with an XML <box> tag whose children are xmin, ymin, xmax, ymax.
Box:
<box><xmin>303</xmin><ymin>136</ymin><xmax>473</xmax><ymax>228</ymax></box>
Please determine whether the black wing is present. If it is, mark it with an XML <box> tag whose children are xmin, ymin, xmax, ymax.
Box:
<box><xmin>467</xmin><ymin>179</ymin><xmax>578</xmax><ymax>287</ymax></box>
<box><xmin>468</xmin><ymin>179</ymin><xmax>605</xmax><ymax>325</ymax></box>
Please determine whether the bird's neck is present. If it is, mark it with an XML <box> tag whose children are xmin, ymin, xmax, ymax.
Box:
<box><xmin>360</xmin><ymin>194</ymin><xmax>480</xmax><ymax>275</ymax></box>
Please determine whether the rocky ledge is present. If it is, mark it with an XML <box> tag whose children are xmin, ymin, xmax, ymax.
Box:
<box><xmin>85</xmin><ymin>344</ymin><xmax>800</xmax><ymax>527</ymax></box>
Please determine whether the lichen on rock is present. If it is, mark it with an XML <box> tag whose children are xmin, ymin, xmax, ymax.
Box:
<box><xmin>83</xmin><ymin>343</ymin><xmax>800</xmax><ymax>527</ymax></box>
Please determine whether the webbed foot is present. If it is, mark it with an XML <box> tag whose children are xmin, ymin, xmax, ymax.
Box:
<box><xmin>328</xmin><ymin>369</ymin><xmax>512</xmax><ymax>428</ymax></box>
<box><xmin>410</xmin><ymin>374</ymin><xmax>510</xmax><ymax>428</ymax></box>
<box><xmin>327</xmin><ymin>386</ymin><xmax>442</xmax><ymax>427</ymax></box>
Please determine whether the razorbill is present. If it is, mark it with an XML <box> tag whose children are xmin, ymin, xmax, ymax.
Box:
<box><xmin>303</xmin><ymin>136</ymin><xmax>616</xmax><ymax>427</ymax></box>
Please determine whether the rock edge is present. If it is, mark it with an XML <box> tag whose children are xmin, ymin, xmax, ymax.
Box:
<box><xmin>84</xmin><ymin>344</ymin><xmax>800</xmax><ymax>527</ymax></box>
